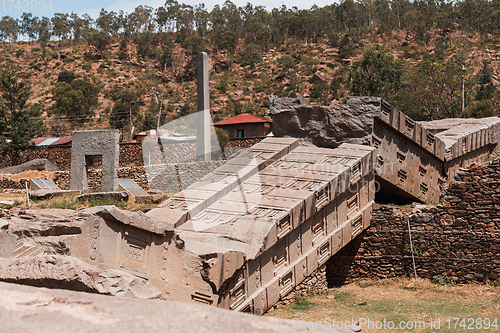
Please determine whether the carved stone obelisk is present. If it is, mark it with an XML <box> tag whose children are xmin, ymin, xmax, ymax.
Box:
<box><xmin>197</xmin><ymin>52</ymin><xmax>211</xmax><ymax>161</ymax></box>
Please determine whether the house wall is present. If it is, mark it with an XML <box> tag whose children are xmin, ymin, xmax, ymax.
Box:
<box><xmin>216</xmin><ymin>122</ymin><xmax>271</xmax><ymax>138</ymax></box>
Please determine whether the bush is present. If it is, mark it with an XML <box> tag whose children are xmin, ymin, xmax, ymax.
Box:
<box><xmin>462</xmin><ymin>100</ymin><xmax>496</xmax><ymax>118</ymax></box>
<box><xmin>215</xmin><ymin>127</ymin><xmax>229</xmax><ymax>150</ymax></box>
<box><xmin>279</xmin><ymin>55</ymin><xmax>295</xmax><ymax>72</ymax></box>
<box><xmin>57</xmin><ymin>70</ymin><xmax>76</xmax><ymax>83</ymax></box>
<box><xmin>240</xmin><ymin>43</ymin><xmax>261</xmax><ymax>69</ymax></box>
<box><xmin>433</xmin><ymin>274</ymin><xmax>457</xmax><ymax>286</ymax></box>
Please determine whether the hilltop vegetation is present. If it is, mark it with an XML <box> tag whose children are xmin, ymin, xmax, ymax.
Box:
<box><xmin>0</xmin><ymin>0</ymin><xmax>499</xmax><ymax>147</ymax></box>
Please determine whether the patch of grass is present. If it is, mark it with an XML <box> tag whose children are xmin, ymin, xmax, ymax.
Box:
<box><xmin>332</xmin><ymin>290</ymin><xmax>353</xmax><ymax>302</ymax></box>
<box><xmin>46</xmin><ymin>196</ymin><xmax>78</xmax><ymax>210</ymax></box>
<box><xmin>12</xmin><ymin>199</ymin><xmax>23</xmax><ymax>207</ymax></box>
<box><xmin>289</xmin><ymin>295</ymin><xmax>317</xmax><ymax>312</ymax></box>
<box><xmin>83</xmin><ymin>196</ymin><xmax>127</xmax><ymax>208</ymax></box>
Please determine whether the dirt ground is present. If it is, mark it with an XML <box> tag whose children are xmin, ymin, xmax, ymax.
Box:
<box><xmin>266</xmin><ymin>278</ymin><xmax>500</xmax><ymax>333</ymax></box>
<box><xmin>1</xmin><ymin>170</ymin><xmax>56</xmax><ymax>180</ymax></box>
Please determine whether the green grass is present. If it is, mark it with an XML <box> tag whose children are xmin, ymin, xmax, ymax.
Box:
<box><xmin>289</xmin><ymin>295</ymin><xmax>317</xmax><ymax>312</ymax></box>
<box><xmin>83</xmin><ymin>196</ymin><xmax>127</xmax><ymax>208</ymax></box>
<box><xmin>37</xmin><ymin>195</ymin><xmax>78</xmax><ymax>210</ymax></box>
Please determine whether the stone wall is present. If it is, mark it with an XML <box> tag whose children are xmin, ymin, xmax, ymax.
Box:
<box><xmin>327</xmin><ymin>159</ymin><xmax>500</xmax><ymax>285</ymax></box>
<box><xmin>120</xmin><ymin>143</ymin><xmax>144</xmax><ymax>166</ymax></box>
<box><xmin>0</xmin><ymin>147</ymin><xmax>72</xmax><ymax>169</ymax></box>
<box><xmin>225</xmin><ymin>137</ymin><xmax>266</xmax><ymax>158</ymax></box>
<box><xmin>144</xmin><ymin>161</ymin><xmax>226</xmax><ymax>193</ymax></box>
<box><xmin>0</xmin><ymin>161</ymin><xmax>224</xmax><ymax>194</ymax></box>
<box><xmin>272</xmin><ymin>265</ymin><xmax>329</xmax><ymax>310</ymax></box>
<box><xmin>0</xmin><ymin>138</ymin><xmax>264</xmax><ymax>170</ymax></box>
<box><xmin>0</xmin><ymin>144</ymin><xmax>141</xmax><ymax>170</ymax></box>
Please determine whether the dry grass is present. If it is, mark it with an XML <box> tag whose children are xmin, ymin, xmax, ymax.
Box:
<box><xmin>266</xmin><ymin>278</ymin><xmax>500</xmax><ymax>332</ymax></box>
<box><xmin>0</xmin><ymin>191</ymin><xmax>160</xmax><ymax>212</ymax></box>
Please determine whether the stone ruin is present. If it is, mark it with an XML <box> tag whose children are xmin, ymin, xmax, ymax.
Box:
<box><xmin>70</xmin><ymin>130</ymin><xmax>120</xmax><ymax>192</ymax></box>
<box><xmin>147</xmin><ymin>138</ymin><xmax>375</xmax><ymax>312</ymax></box>
<box><xmin>1</xmin><ymin>96</ymin><xmax>500</xmax><ymax>320</ymax></box>
<box><xmin>0</xmin><ymin>137</ymin><xmax>375</xmax><ymax>316</ymax></box>
<box><xmin>269</xmin><ymin>96</ymin><xmax>500</xmax><ymax>203</ymax></box>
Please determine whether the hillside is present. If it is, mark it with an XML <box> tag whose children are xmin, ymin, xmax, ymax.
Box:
<box><xmin>1</xmin><ymin>28</ymin><xmax>500</xmax><ymax>139</ymax></box>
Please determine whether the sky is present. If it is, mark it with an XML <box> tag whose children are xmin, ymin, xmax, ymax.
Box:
<box><xmin>1</xmin><ymin>0</ymin><xmax>337</xmax><ymax>20</ymax></box>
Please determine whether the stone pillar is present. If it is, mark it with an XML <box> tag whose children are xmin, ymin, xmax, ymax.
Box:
<box><xmin>70</xmin><ymin>130</ymin><xmax>120</xmax><ymax>192</ymax></box>
<box><xmin>197</xmin><ymin>52</ymin><xmax>211</xmax><ymax>161</ymax></box>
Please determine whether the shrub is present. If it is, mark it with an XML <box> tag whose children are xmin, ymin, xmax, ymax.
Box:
<box><xmin>433</xmin><ymin>274</ymin><xmax>457</xmax><ymax>286</ymax></box>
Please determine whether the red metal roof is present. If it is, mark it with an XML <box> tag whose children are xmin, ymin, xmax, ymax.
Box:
<box><xmin>213</xmin><ymin>113</ymin><xmax>271</xmax><ymax>126</ymax></box>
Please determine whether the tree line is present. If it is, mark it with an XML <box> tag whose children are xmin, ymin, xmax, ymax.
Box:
<box><xmin>0</xmin><ymin>0</ymin><xmax>499</xmax><ymax>148</ymax></box>
<box><xmin>1</xmin><ymin>0</ymin><xmax>500</xmax><ymax>51</ymax></box>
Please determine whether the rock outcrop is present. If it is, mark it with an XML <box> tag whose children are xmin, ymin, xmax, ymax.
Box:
<box><xmin>0</xmin><ymin>255</ymin><xmax>164</xmax><ymax>299</ymax></box>
<box><xmin>268</xmin><ymin>96</ymin><xmax>380</xmax><ymax>148</ymax></box>
<box><xmin>0</xmin><ymin>281</ymin><xmax>355</xmax><ymax>333</ymax></box>
<box><xmin>0</xmin><ymin>158</ymin><xmax>59</xmax><ymax>174</ymax></box>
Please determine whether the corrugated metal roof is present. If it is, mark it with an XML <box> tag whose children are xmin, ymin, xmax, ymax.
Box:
<box><xmin>213</xmin><ymin>114</ymin><xmax>271</xmax><ymax>126</ymax></box>
<box><xmin>29</xmin><ymin>136</ymin><xmax>72</xmax><ymax>146</ymax></box>
<box><xmin>38</xmin><ymin>138</ymin><xmax>59</xmax><ymax>146</ymax></box>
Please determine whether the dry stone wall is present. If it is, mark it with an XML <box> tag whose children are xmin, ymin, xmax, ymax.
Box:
<box><xmin>0</xmin><ymin>138</ymin><xmax>262</xmax><ymax>170</ymax></box>
<box><xmin>272</xmin><ymin>265</ymin><xmax>329</xmax><ymax>310</ymax></box>
<box><xmin>0</xmin><ymin>147</ymin><xmax>72</xmax><ymax>169</ymax></box>
<box><xmin>326</xmin><ymin>159</ymin><xmax>500</xmax><ymax>285</ymax></box>
<box><xmin>50</xmin><ymin>162</ymin><xmax>226</xmax><ymax>194</ymax></box>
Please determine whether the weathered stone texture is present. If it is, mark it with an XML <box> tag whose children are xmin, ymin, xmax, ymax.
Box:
<box><xmin>0</xmin><ymin>281</ymin><xmax>355</xmax><ymax>333</ymax></box>
<box><xmin>268</xmin><ymin>96</ymin><xmax>379</xmax><ymax>148</ymax></box>
<box><xmin>270</xmin><ymin>96</ymin><xmax>500</xmax><ymax>204</ymax></box>
<box><xmin>327</xmin><ymin>159</ymin><xmax>500</xmax><ymax>285</ymax></box>
<box><xmin>70</xmin><ymin>130</ymin><xmax>120</xmax><ymax>192</ymax></box>
<box><xmin>0</xmin><ymin>255</ymin><xmax>164</xmax><ymax>299</ymax></box>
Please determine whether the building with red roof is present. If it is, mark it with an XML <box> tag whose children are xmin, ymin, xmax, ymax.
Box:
<box><xmin>213</xmin><ymin>113</ymin><xmax>272</xmax><ymax>138</ymax></box>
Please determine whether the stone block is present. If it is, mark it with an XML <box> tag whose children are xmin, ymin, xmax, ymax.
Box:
<box><xmin>70</xmin><ymin>130</ymin><xmax>120</xmax><ymax>192</ymax></box>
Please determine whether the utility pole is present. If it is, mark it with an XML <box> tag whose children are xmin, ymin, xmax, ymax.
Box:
<box><xmin>462</xmin><ymin>65</ymin><xmax>466</xmax><ymax>114</ymax></box>
<box><xmin>152</xmin><ymin>90</ymin><xmax>164</xmax><ymax>144</ymax></box>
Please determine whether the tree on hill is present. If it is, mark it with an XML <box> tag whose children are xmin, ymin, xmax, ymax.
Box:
<box><xmin>109</xmin><ymin>88</ymin><xmax>143</xmax><ymax>130</ymax></box>
<box><xmin>50</xmin><ymin>76</ymin><xmax>100</xmax><ymax>123</ymax></box>
<box><xmin>0</xmin><ymin>65</ymin><xmax>45</xmax><ymax>150</ymax></box>
<box><xmin>0</xmin><ymin>16</ymin><xmax>19</xmax><ymax>42</ymax></box>
<box><xmin>20</xmin><ymin>13</ymin><xmax>39</xmax><ymax>41</ymax></box>
<box><xmin>87</xmin><ymin>29</ymin><xmax>111</xmax><ymax>57</ymax></box>
<box><xmin>51</xmin><ymin>13</ymin><xmax>70</xmax><ymax>43</ymax></box>
<box><xmin>349</xmin><ymin>46</ymin><xmax>403</xmax><ymax>104</ymax></box>
<box><xmin>37</xmin><ymin>17</ymin><xmax>52</xmax><ymax>60</ymax></box>
<box><xmin>96</xmin><ymin>9</ymin><xmax>121</xmax><ymax>35</ymax></box>
<box><xmin>399</xmin><ymin>58</ymin><xmax>467</xmax><ymax>120</ymax></box>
